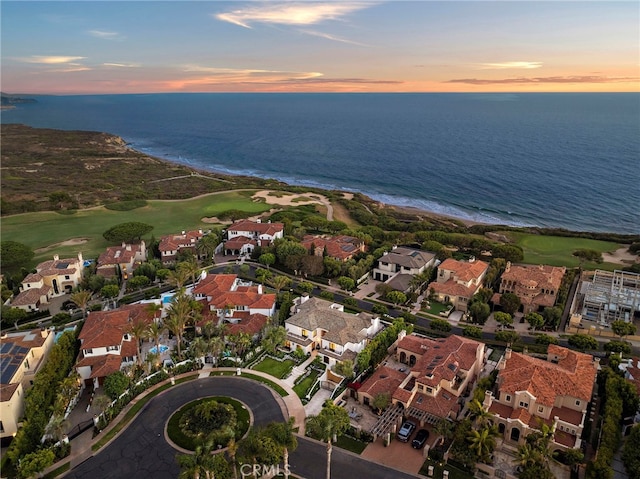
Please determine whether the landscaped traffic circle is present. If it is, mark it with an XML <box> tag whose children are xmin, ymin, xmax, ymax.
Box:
<box><xmin>166</xmin><ymin>396</ymin><xmax>251</xmax><ymax>451</ymax></box>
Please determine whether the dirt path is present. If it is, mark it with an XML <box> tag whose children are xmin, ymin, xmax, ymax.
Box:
<box><xmin>251</xmin><ymin>190</ymin><xmax>334</xmax><ymax>221</ymax></box>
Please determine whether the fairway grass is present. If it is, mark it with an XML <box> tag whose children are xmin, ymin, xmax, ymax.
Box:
<box><xmin>3</xmin><ymin>190</ymin><xmax>271</xmax><ymax>264</ymax></box>
<box><xmin>508</xmin><ymin>232</ymin><xmax>623</xmax><ymax>270</ymax></box>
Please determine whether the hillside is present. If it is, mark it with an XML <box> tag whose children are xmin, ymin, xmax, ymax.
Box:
<box><xmin>0</xmin><ymin>124</ymin><xmax>279</xmax><ymax>215</ymax></box>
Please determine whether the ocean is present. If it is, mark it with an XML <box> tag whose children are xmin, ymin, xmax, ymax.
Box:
<box><xmin>2</xmin><ymin>93</ymin><xmax>639</xmax><ymax>234</ymax></box>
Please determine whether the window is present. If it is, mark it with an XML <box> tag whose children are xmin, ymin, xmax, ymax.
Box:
<box><xmin>364</xmin><ymin>397</ymin><xmax>370</xmax><ymax>405</ymax></box>
<box><xmin>426</xmin><ymin>387</ymin><xmax>433</xmax><ymax>394</ymax></box>
<box><xmin>302</xmin><ymin>329</ymin><xmax>308</xmax><ymax>338</ymax></box>
<box><xmin>575</xmin><ymin>400</ymin><xmax>581</xmax><ymax>406</ymax></box>
<box><xmin>65</xmin><ymin>275</ymin><xmax>70</xmax><ymax>280</ymax></box>
<box><xmin>0</xmin><ymin>421</ymin><xmax>4</xmax><ymax>433</ymax></box>
<box><xmin>329</xmin><ymin>343</ymin><xmax>336</xmax><ymax>351</ymax></box>
<box><xmin>84</xmin><ymin>349</ymin><xmax>93</xmax><ymax>355</ymax></box>
<box><xmin>519</xmin><ymin>401</ymin><xmax>529</xmax><ymax>408</ymax></box>
<box><xmin>108</xmin><ymin>345</ymin><xmax>119</xmax><ymax>351</ymax></box>
<box><xmin>24</xmin><ymin>359</ymin><xmax>30</xmax><ymax>369</ymax></box>
<box><xmin>538</xmin><ymin>406</ymin><xmax>544</xmax><ymax>413</ymax></box>
<box><xmin>505</xmin><ymin>394</ymin><xmax>511</xmax><ymax>402</ymax></box>
<box><xmin>418</xmin><ymin>384</ymin><xmax>424</xmax><ymax>392</ymax></box>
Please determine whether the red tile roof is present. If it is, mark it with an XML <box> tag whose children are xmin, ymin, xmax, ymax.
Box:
<box><xmin>225</xmin><ymin>236</ymin><xmax>257</xmax><ymax>251</ymax></box>
<box><xmin>438</xmin><ymin>258</ymin><xmax>489</xmax><ymax>283</ymax></box>
<box><xmin>76</xmin><ymin>354</ymin><xmax>123</xmax><ymax>379</ymax></box>
<box><xmin>79</xmin><ymin>304</ymin><xmax>155</xmax><ymax>350</ymax></box>
<box><xmin>228</xmin><ymin>219</ymin><xmax>284</xmax><ymax>237</ymax></box>
<box><xmin>158</xmin><ymin>230</ymin><xmax>204</xmax><ymax>253</ymax></box>
<box><xmin>98</xmin><ymin>243</ymin><xmax>143</xmax><ymax>266</ymax></box>
<box><xmin>225</xmin><ymin>313</ymin><xmax>269</xmax><ymax>336</ymax></box>
<box><xmin>301</xmin><ymin>235</ymin><xmax>365</xmax><ymax>261</ymax></box>
<box><xmin>11</xmin><ymin>286</ymin><xmax>50</xmax><ymax>306</ymax></box>
<box><xmin>359</xmin><ymin>366</ymin><xmax>407</xmax><ymax>398</ymax></box>
<box><xmin>409</xmin><ymin>391</ymin><xmax>460</xmax><ymax>418</ymax></box>
<box><xmin>192</xmin><ymin>274</ymin><xmax>275</xmax><ymax>313</ymax></box>
<box><xmin>428</xmin><ymin>280</ymin><xmax>477</xmax><ymax>298</ymax></box>
<box><xmin>496</xmin><ymin>346</ymin><xmax>596</xmax><ymax>407</ymax></box>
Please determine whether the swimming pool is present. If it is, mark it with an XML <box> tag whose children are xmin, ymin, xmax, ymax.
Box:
<box><xmin>149</xmin><ymin>345</ymin><xmax>169</xmax><ymax>354</ymax></box>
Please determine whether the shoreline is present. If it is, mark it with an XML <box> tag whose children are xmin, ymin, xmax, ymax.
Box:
<box><xmin>128</xmin><ymin>142</ymin><xmax>518</xmax><ymax>231</ymax></box>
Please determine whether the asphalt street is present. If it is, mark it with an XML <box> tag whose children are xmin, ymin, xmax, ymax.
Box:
<box><xmin>65</xmin><ymin>377</ymin><xmax>419</xmax><ymax>479</ymax></box>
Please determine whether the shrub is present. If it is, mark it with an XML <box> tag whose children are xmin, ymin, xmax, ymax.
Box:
<box><xmin>104</xmin><ymin>199</ymin><xmax>148</xmax><ymax>211</ymax></box>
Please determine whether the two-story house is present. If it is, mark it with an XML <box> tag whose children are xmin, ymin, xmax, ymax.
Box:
<box><xmin>96</xmin><ymin>241</ymin><xmax>147</xmax><ymax>280</ymax></box>
<box><xmin>483</xmin><ymin>345</ymin><xmax>597</xmax><ymax>452</ymax></box>
<box><xmin>193</xmin><ymin>273</ymin><xmax>276</xmax><ymax>337</ymax></box>
<box><xmin>428</xmin><ymin>257</ymin><xmax>489</xmax><ymax>311</ymax></box>
<box><xmin>12</xmin><ymin>253</ymin><xmax>85</xmax><ymax>311</ymax></box>
<box><xmin>224</xmin><ymin>219</ymin><xmax>284</xmax><ymax>256</ymax></box>
<box><xmin>0</xmin><ymin>328</ymin><xmax>55</xmax><ymax>444</ymax></box>
<box><xmin>285</xmin><ymin>296</ymin><xmax>382</xmax><ymax>367</ymax></box>
<box><xmin>359</xmin><ymin>334</ymin><xmax>485</xmax><ymax>425</ymax></box>
<box><xmin>76</xmin><ymin>304</ymin><xmax>155</xmax><ymax>389</ymax></box>
<box><xmin>372</xmin><ymin>246</ymin><xmax>436</xmax><ymax>292</ymax></box>
<box><xmin>496</xmin><ymin>262</ymin><xmax>566</xmax><ymax>314</ymax></box>
<box><xmin>300</xmin><ymin>235</ymin><xmax>366</xmax><ymax>262</ymax></box>
<box><xmin>158</xmin><ymin>229</ymin><xmax>205</xmax><ymax>265</ymax></box>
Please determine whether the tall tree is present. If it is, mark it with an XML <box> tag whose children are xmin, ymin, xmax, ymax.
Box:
<box><xmin>270</xmin><ymin>275</ymin><xmax>292</xmax><ymax>295</ymax></box>
<box><xmin>127</xmin><ymin>319</ymin><xmax>149</xmax><ymax>365</ymax></box>
<box><xmin>265</xmin><ymin>419</ymin><xmax>298</xmax><ymax>479</ymax></box>
<box><xmin>467</xmin><ymin>425</ymin><xmax>498</xmax><ymax>463</ymax></box>
<box><xmin>0</xmin><ymin>241</ymin><xmax>34</xmax><ymax>275</ymax></box>
<box><xmin>165</xmin><ymin>294</ymin><xmax>197</xmax><ymax>358</ymax></box>
<box><xmin>70</xmin><ymin>289</ymin><xmax>92</xmax><ymax>318</ymax></box>
<box><xmin>197</xmin><ymin>232</ymin><xmax>221</xmax><ymax>265</ymax></box>
<box><xmin>167</xmin><ymin>267</ymin><xmax>190</xmax><ymax>291</ymax></box>
<box><xmin>102</xmin><ymin>222</ymin><xmax>153</xmax><ymax>244</ymax></box>
<box><xmin>262</xmin><ymin>326</ymin><xmax>287</xmax><ymax>355</ymax></box>
<box><xmin>306</xmin><ymin>402</ymin><xmax>350</xmax><ymax>479</ymax></box>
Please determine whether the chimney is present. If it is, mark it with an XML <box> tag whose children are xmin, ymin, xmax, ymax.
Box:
<box><xmin>198</xmin><ymin>229</ymin><xmax>203</xmax><ymax>234</ymax></box>
<box><xmin>505</xmin><ymin>261</ymin><xmax>511</xmax><ymax>272</ymax></box>
<box><xmin>78</xmin><ymin>252</ymin><xmax>84</xmax><ymax>265</ymax></box>
<box><xmin>469</xmin><ymin>256</ymin><xmax>475</xmax><ymax>263</ymax></box>
<box><xmin>53</xmin><ymin>254</ymin><xmax>59</xmax><ymax>261</ymax></box>
<box><xmin>182</xmin><ymin>230</ymin><xmax>186</xmax><ymax>235</ymax></box>
<box><xmin>505</xmin><ymin>348</ymin><xmax>512</xmax><ymax>360</ymax></box>
<box><xmin>301</xmin><ymin>293</ymin><xmax>310</xmax><ymax>305</ymax></box>
<box><xmin>256</xmin><ymin>219</ymin><xmax>262</xmax><ymax>224</ymax></box>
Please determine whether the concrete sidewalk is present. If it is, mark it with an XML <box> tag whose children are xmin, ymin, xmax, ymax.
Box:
<box><xmin>42</xmin><ymin>366</ymin><xmax>306</xmax><ymax>478</ymax></box>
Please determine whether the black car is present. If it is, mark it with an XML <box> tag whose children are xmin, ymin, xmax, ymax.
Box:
<box><xmin>397</xmin><ymin>420</ymin><xmax>416</xmax><ymax>442</ymax></box>
<box><xmin>412</xmin><ymin>429</ymin><xmax>429</xmax><ymax>449</ymax></box>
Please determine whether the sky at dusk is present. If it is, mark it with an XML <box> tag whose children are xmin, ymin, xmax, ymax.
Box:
<box><xmin>2</xmin><ymin>1</ymin><xmax>639</xmax><ymax>94</ymax></box>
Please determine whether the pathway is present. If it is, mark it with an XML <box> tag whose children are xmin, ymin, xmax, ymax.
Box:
<box><xmin>282</xmin><ymin>352</ymin><xmax>316</xmax><ymax>388</ymax></box>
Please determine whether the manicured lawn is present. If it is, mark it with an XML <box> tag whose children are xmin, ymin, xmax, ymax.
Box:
<box><xmin>507</xmin><ymin>232</ymin><xmax>622</xmax><ymax>270</ymax></box>
<box><xmin>419</xmin><ymin>458</ymin><xmax>474</xmax><ymax>479</ymax></box>
<box><xmin>335</xmin><ymin>434</ymin><xmax>368</xmax><ymax>454</ymax></box>
<box><xmin>293</xmin><ymin>369</ymin><xmax>321</xmax><ymax>399</ymax></box>
<box><xmin>252</xmin><ymin>357</ymin><xmax>294</xmax><ymax>379</ymax></box>
<box><xmin>211</xmin><ymin>371</ymin><xmax>289</xmax><ymax>397</ymax></box>
<box><xmin>422</xmin><ymin>300</ymin><xmax>450</xmax><ymax>316</ymax></box>
<box><xmin>2</xmin><ymin>190</ymin><xmax>271</xmax><ymax>265</ymax></box>
<box><xmin>167</xmin><ymin>396</ymin><xmax>250</xmax><ymax>450</ymax></box>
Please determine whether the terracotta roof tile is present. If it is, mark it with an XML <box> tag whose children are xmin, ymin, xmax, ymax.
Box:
<box><xmin>359</xmin><ymin>366</ymin><xmax>407</xmax><ymax>398</ymax></box>
<box><xmin>158</xmin><ymin>230</ymin><xmax>204</xmax><ymax>253</ymax></box>
<box><xmin>228</xmin><ymin>220</ymin><xmax>284</xmax><ymax>236</ymax></box>
<box><xmin>497</xmin><ymin>346</ymin><xmax>596</xmax><ymax>406</ymax></box>
<box><xmin>438</xmin><ymin>258</ymin><xmax>489</xmax><ymax>283</ymax></box>
<box><xmin>12</xmin><ymin>286</ymin><xmax>51</xmax><ymax>306</ymax></box>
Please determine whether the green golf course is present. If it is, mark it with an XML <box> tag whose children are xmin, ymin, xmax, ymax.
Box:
<box><xmin>2</xmin><ymin>190</ymin><xmax>272</xmax><ymax>264</ymax></box>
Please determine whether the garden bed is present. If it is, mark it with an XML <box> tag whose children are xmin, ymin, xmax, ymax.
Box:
<box><xmin>252</xmin><ymin>357</ymin><xmax>294</xmax><ymax>379</ymax></box>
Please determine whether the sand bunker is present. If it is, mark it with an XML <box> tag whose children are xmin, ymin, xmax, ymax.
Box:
<box><xmin>601</xmin><ymin>247</ymin><xmax>639</xmax><ymax>265</ymax></box>
<box><xmin>35</xmin><ymin>238</ymin><xmax>90</xmax><ymax>253</ymax></box>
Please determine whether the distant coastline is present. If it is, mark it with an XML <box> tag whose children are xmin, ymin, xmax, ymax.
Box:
<box><xmin>2</xmin><ymin>93</ymin><xmax>638</xmax><ymax>234</ymax></box>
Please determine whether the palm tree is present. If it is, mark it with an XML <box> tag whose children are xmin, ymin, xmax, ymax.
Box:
<box><xmin>209</xmin><ymin>336</ymin><xmax>224</xmax><ymax>365</ymax></box>
<box><xmin>166</xmin><ymin>293</ymin><xmax>199</xmax><ymax>358</ymax></box>
<box><xmin>146</xmin><ymin>302</ymin><xmax>162</xmax><ymax>322</ymax></box>
<box><xmin>468</xmin><ymin>398</ymin><xmax>493</xmax><ymax>428</ymax></box>
<box><xmin>226</xmin><ymin>437</ymin><xmax>239</xmax><ymax>479</ymax></box>
<box><xmin>270</xmin><ymin>275</ymin><xmax>292</xmax><ymax>295</ymax></box>
<box><xmin>167</xmin><ymin>267</ymin><xmax>190</xmax><ymax>291</ymax></box>
<box><xmin>306</xmin><ymin>402</ymin><xmax>350</xmax><ymax>479</ymax></box>
<box><xmin>234</xmin><ymin>332</ymin><xmax>252</xmax><ymax>358</ymax></box>
<box><xmin>197</xmin><ymin>232</ymin><xmax>220</xmax><ymax>265</ymax></box>
<box><xmin>190</xmin><ymin>336</ymin><xmax>209</xmax><ymax>366</ymax></box>
<box><xmin>467</xmin><ymin>425</ymin><xmax>498</xmax><ymax>463</ymax></box>
<box><xmin>434</xmin><ymin>418</ymin><xmax>455</xmax><ymax>446</ymax></box>
<box><xmin>127</xmin><ymin>319</ymin><xmax>149</xmax><ymax>365</ymax></box>
<box><xmin>146</xmin><ymin>321</ymin><xmax>166</xmax><ymax>365</ymax></box>
<box><xmin>266</xmin><ymin>418</ymin><xmax>298</xmax><ymax>479</ymax></box>
<box><xmin>46</xmin><ymin>414</ymin><xmax>70</xmax><ymax>442</ymax></box>
<box><xmin>179</xmin><ymin>257</ymin><xmax>201</xmax><ymax>287</ymax></box>
<box><xmin>176</xmin><ymin>440</ymin><xmax>217</xmax><ymax>479</ymax></box>
<box><xmin>70</xmin><ymin>289</ymin><xmax>92</xmax><ymax>318</ymax></box>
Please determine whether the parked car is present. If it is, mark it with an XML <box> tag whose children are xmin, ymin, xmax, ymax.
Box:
<box><xmin>412</xmin><ymin>429</ymin><xmax>429</xmax><ymax>449</ymax></box>
<box><xmin>397</xmin><ymin>420</ymin><xmax>416</xmax><ymax>442</ymax></box>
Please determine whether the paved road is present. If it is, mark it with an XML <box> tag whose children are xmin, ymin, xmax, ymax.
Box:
<box><xmin>65</xmin><ymin>377</ymin><xmax>418</xmax><ymax>479</ymax></box>
<box><xmin>66</xmin><ymin>377</ymin><xmax>285</xmax><ymax>479</ymax></box>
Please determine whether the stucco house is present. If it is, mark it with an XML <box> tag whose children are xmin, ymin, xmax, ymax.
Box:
<box><xmin>428</xmin><ymin>257</ymin><xmax>489</xmax><ymax>311</ymax></box>
<box><xmin>285</xmin><ymin>296</ymin><xmax>382</xmax><ymax>367</ymax></box>
<box><xmin>483</xmin><ymin>345</ymin><xmax>597</xmax><ymax>452</ymax></box>
<box><xmin>12</xmin><ymin>253</ymin><xmax>84</xmax><ymax>311</ymax></box>
<box><xmin>224</xmin><ymin>219</ymin><xmax>284</xmax><ymax>256</ymax></box>
<box><xmin>158</xmin><ymin>229</ymin><xmax>205</xmax><ymax>265</ymax></box>
<box><xmin>76</xmin><ymin>304</ymin><xmax>155</xmax><ymax>389</ymax></box>
<box><xmin>192</xmin><ymin>273</ymin><xmax>276</xmax><ymax>335</ymax></box>
<box><xmin>0</xmin><ymin>328</ymin><xmax>55</xmax><ymax>444</ymax></box>
<box><xmin>495</xmin><ymin>262</ymin><xmax>566</xmax><ymax>314</ymax></box>
<box><xmin>96</xmin><ymin>241</ymin><xmax>147</xmax><ymax>280</ymax></box>
<box><xmin>358</xmin><ymin>333</ymin><xmax>485</xmax><ymax>425</ymax></box>
<box><xmin>301</xmin><ymin>235</ymin><xmax>366</xmax><ymax>262</ymax></box>
<box><xmin>372</xmin><ymin>246</ymin><xmax>436</xmax><ymax>292</ymax></box>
